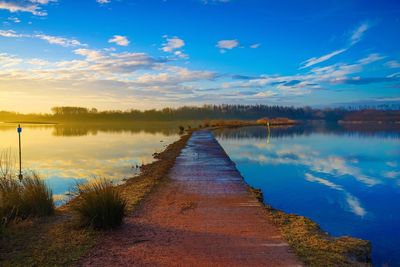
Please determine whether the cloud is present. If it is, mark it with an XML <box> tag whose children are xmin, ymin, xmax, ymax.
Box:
<box><xmin>385</xmin><ymin>60</ymin><xmax>400</xmax><ymax>69</ymax></box>
<box><xmin>108</xmin><ymin>35</ymin><xmax>130</xmax><ymax>46</ymax></box>
<box><xmin>0</xmin><ymin>29</ymin><xmax>21</xmax><ymax>37</ymax></box>
<box><xmin>0</xmin><ymin>53</ymin><xmax>22</xmax><ymax>68</ymax></box>
<box><xmin>161</xmin><ymin>36</ymin><xmax>185</xmax><ymax>52</ymax></box>
<box><xmin>300</xmin><ymin>49</ymin><xmax>347</xmax><ymax>69</ymax></box>
<box><xmin>35</xmin><ymin>34</ymin><xmax>85</xmax><ymax>47</ymax></box>
<box><xmin>336</xmin><ymin>76</ymin><xmax>399</xmax><ymax>85</ymax></box>
<box><xmin>0</xmin><ymin>29</ymin><xmax>86</xmax><ymax>47</ymax></box>
<box><xmin>350</xmin><ymin>22</ymin><xmax>370</xmax><ymax>45</ymax></box>
<box><xmin>357</xmin><ymin>53</ymin><xmax>385</xmax><ymax>65</ymax></box>
<box><xmin>250</xmin><ymin>43</ymin><xmax>261</xmax><ymax>49</ymax></box>
<box><xmin>8</xmin><ymin>16</ymin><xmax>20</xmax><ymax>23</ymax></box>
<box><xmin>217</xmin><ymin>39</ymin><xmax>239</xmax><ymax>49</ymax></box>
<box><xmin>161</xmin><ymin>36</ymin><xmax>187</xmax><ymax>58</ymax></box>
<box><xmin>0</xmin><ymin>0</ymin><xmax>55</xmax><ymax>16</ymax></box>
<box><xmin>383</xmin><ymin>171</ymin><xmax>400</xmax><ymax>179</ymax></box>
<box><xmin>299</xmin><ymin>22</ymin><xmax>372</xmax><ymax>69</ymax></box>
<box><xmin>97</xmin><ymin>0</ymin><xmax>110</xmax><ymax>3</ymax></box>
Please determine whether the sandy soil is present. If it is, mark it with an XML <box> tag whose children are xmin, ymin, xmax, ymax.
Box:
<box><xmin>81</xmin><ymin>131</ymin><xmax>302</xmax><ymax>267</ymax></box>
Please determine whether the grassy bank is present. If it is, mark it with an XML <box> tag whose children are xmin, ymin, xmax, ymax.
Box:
<box><xmin>249</xmin><ymin>188</ymin><xmax>372</xmax><ymax>266</ymax></box>
<box><xmin>0</xmin><ymin>132</ymin><xmax>192</xmax><ymax>266</ymax></box>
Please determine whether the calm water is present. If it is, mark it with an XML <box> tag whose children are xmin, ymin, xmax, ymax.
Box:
<box><xmin>0</xmin><ymin>122</ymin><xmax>182</xmax><ymax>205</ymax></box>
<box><xmin>215</xmin><ymin>123</ymin><xmax>400</xmax><ymax>267</ymax></box>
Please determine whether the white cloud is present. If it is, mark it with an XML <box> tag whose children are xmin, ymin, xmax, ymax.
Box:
<box><xmin>300</xmin><ymin>48</ymin><xmax>347</xmax><ymax>69</ymax></box>
<box><xmin>357</xmin><ymin>53</ymin><xmax>385</xmax><ymax>65</ymax></box>
<box><xmin>0</xmin><ymin>29</ymin><xmax>22</xmax><ymax>37</ymax></box>
<box><xmin>250</xmin><ymin>43</ymin><xmax>261</xmax><ymax>49</ymax></box>
<box><xmin>217</xmin><ymin>39</ymin><xmax>239</xmax><ymax>50</ymax></box>
<box><xmin>73</xmin><ymin>49</ymin><xmax>104</xmax><ymax>61</ymax></box>
<box><xmin>160</xmin><ymin>36</ymin><xmax>187</xmax><ymax>59</ymax></box>
<box><xmin>0</xmin><ymin>29</ymin><xmax>85</xmax><ymax>47</ymax></box>
<box><xmin>254</xmin><ymin>90</ymin><xmax>276</xmax><ymax>98</ymax></box>
<box><xmin>0</xmin><ymin>53</ymin><xmax>22</xmax><ymax>68</ymax></box>
<box><xmin>97</xmin><ymin>0</ymin><xmax>110</xmax><ymax>3</ymax></box>
<box><xmin>108</xmin><ymin>35</ymin><xmax>130</xmax><ymax>46</ymax></box>
<box><xmin>385</xmin><ymin>60</ymin><xmax>400</xmax><ymax>69</ymax></box>
<box><xmin>0</xmin><ymin>0</ymin><xmax>55</xmax><ymax>16</ymax></box>
<box><xmin>161</xmin><ymin>36</ymin><xmax>185</xmax><ymax>52</ymax></box>
<box><xmin>8</xmin><ymin>16</ymin><xmax>20</xmax><ymax>23</ymax></box>
<box><xmin>351</xmin><ymin>22</ymin><xmax>370</xmax><ymax>45</ymax></box>
<box><xmin>383</xmin><ymin>171</ymin><xmax>400</xmax><ymax>179</ymax></box>
<box><xmin>35</xmin><ymin>34</ymin><xmax>84</xmax><ymax>47</ymax></box>
<box><xmin>299</xmin><ymin>22</ymin><xmax>372</xmax><ymax>69</ymax></box>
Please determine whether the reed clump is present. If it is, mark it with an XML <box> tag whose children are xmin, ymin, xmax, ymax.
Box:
<box><xmin>71</xmin><ymin>179</ymin><xmax>127</xmax><ymax>230</ymax></box>
<box><xmin>0</xmin><ymin>173</ymin><xmax>54</xmax><ymax>227</ymax></box>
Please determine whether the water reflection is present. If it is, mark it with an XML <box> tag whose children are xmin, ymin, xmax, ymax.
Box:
<box><xmin>0</xmin><ymin>122</ymin><xmax>183</xmax><ymax>205</ymax></box>
<box><xmin>215</xmin><ymin>124</ymin><xmax>400</xmax><ymax>266</ymax></box>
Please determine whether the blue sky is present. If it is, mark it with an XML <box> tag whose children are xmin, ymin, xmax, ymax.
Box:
<box><xmin>0</xmin><ymin>0</ymin><xmax>399</xmax><ymax>112</ymax></box>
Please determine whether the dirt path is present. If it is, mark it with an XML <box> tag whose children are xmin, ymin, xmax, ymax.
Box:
<box><xmin>82</xmin><ymin>131</ymin><xmax>302</xmax><ymax>267</ymax></box>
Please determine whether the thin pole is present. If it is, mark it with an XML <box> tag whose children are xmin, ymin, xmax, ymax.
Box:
<box><xmin>17</xmin><ymin>124</ymin><xmax>23</xmax><ymax>181</ymax></box>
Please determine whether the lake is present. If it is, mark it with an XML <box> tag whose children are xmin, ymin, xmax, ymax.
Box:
<box><xmin>214</xmin><ymin>123</ymin><xmax>400</xmax><ymax>267</ymax></box>
<box><xmin>0</xmin><ymin>122</ymin><xmax>183</xmax><ymax>205</ymax></box>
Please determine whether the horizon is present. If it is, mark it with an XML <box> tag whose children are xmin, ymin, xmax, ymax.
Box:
<box><xmin>1</xmin><ymin>0</ymin><xmax>400</xmax><ymax>113</ymax></box>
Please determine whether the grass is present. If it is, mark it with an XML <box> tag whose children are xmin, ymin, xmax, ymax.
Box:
<box><xmin>0</xmin><ymin>173</ymin><xmax>54</xmax><ymax>228</ymax></box>
<box><xmin>0</xmin><ymin>132</ymin><xmax>192</xmax><ymax>266</ymax></box>
<box><xmin>248</xmin><ymin>187</ymin><xmax>371</xmax><ymax>267</ymax></box>
<box><xmin>71</xmin><ymin>179</ymin><xmax>127</xmax><ymax>230</ymax></box>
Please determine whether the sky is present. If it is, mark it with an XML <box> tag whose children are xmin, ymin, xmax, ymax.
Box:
<box><xmin>0</xmin><ymin>0</ymin><xmax>399</xmax><ymax>113</ymax></box>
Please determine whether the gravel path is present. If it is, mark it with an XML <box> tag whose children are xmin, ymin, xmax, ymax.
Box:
<box><xmin>81</xmin><ymin>131</ymin><xmax>302</xmax><ymax>267</ymax></box>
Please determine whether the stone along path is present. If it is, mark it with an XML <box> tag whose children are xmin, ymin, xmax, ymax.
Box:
<box><xmin>82</xmin><ymin>131</ymin><xmax>302</xmax><ymax>267</ymax></box>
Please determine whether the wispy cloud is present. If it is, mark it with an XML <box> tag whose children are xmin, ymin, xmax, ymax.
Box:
<box><xmin>0</xmin><ymin>30</ymin><xmax>86</xmax><ymax>47</ymax></box>
<box><xmin>350</xmin><ymin>22</ymin><xmax>370</xmax><ymax>45</ymax></box>
<box><xmin>299</xmin><ymin>22</ymin><xmax>372</xmax><ymax>69</ymax></box>
<box><xmin>97</xmin><ymin>0</ymin><xmax>110</xmax><ymax>3</ymax></box>
<box><xmin>108</xmin><ymin>35</ymin><xmax>130</xmax><ymax>46</ymax></box>
<box><xmin>357</xmin><ymin>53</ymin><xmax>385</xmax><ymax>65</ymax></box>
<box><xmin>0</xmin><ymin>0</ymin><xmax>55</xmax><ymax>16</ymax></box>
<box><xmin>300</xmin><ymin>49</ymin><xmax>347</xmax><ymax>69</ymax></box>
<box><xmin>385</xmin><ymin>60</ymin><xmax>400</xmax><ymax>69</ymax></box>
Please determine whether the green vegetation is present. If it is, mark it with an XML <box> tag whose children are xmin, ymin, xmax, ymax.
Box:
<box><xmin>249</xmin><ymin>187</ymin><xmax>371</xmax><ymax>266</ymax></box>
<box><xmin>71</xmin><ymin>179</ymin><xmax>127</xmax><ymax>230</ymax></box>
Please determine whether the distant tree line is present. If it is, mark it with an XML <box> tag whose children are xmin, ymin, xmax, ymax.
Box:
<box><xmin>1</xmin><ymin>104</ymin><xmax>399</xmax><ymax>123</ymax></box>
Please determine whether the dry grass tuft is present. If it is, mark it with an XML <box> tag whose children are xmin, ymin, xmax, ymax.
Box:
<box><xmin>71</xmin><ymin>179</ymin><xmax>127</xmax><ymax>230</ymax></box>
